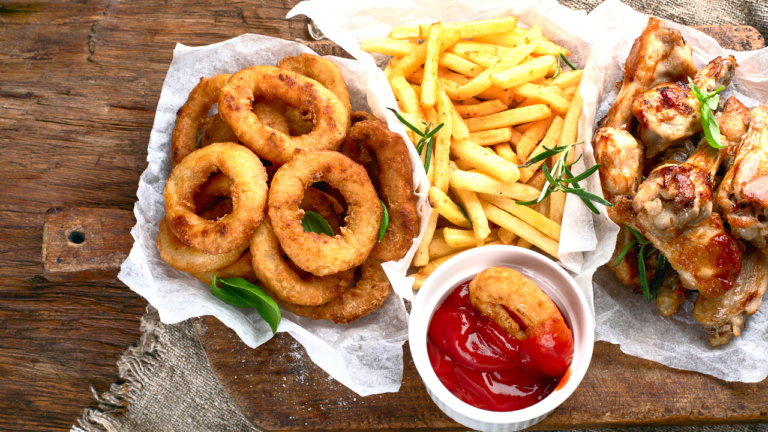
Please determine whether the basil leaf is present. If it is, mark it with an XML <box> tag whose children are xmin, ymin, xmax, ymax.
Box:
<box><xmin>302</xmin><ymin>211</ymin><xmax>335</xmax><ymax>236</ymax></box>
<box><xmin>216</xmin><ymin>277</ymin><xmax>281</xmax><ymax>334</ymax></box>
<box><xmin>210</xmin><ymin>275</ymin><xmax>252</xmax><ymax>309</ymax></box>
<box><xmin>379</xmin><ymin>199</ymin><xmax>389</xmax><ymax>242</ymax></box>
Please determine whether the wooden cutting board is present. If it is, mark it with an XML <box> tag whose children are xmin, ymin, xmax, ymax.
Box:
<box><xmin>39</xmin><ymin>25</ymin><xmax>768</xmax><ymax>431</ymax></box>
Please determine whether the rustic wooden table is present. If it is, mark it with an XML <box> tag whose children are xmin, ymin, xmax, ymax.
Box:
<box><xmin>1</xmin><ymin>1</ymin><xmax>765</xmax><ymax>431</ymax></box>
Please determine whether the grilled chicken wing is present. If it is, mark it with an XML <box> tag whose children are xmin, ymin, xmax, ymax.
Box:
<box><xmin>593</xmin><ymin>127</ymin><xmax>644</xmax><ymax>200</ymax></box>
<box><xmin>656</xmin><ymin>271</ymin><xmax>689</xmax><ymax>317</ymax></box>
<box><xmin>631</xmin><ymin>56</ymin><xmax>738</xmax><ymax>158</ymax></box>
<box><xmin>611</xmin><ymin>159</ymin><xmax>741</xmax><ymax>298</ymax></box>
<box><xmin>599</xmin><ymin>18</ymin><xmax>696</xmax><ymax>130</ymax></box>
<box><xmin>716</xmin><ymin>105</ymin><xmax>768</xmax><ymax>252</ymax></box>
<box><xmin>717</xmin><ymin>96</ymin><xmax>751</xmax><ymax>170</ymax></box>
<box><xmin>693</xmin><ymin>247</ymin><xmax>768</xmax><ymax>346</ymax></box>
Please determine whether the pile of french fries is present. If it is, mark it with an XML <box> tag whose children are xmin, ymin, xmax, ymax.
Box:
<box><xmin>361</xmin><ymin>16</ymin><xmax>584</xmax><ymax>289</ymax></box>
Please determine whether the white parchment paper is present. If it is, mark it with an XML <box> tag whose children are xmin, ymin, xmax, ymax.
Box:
<box><xmin>118</xmin><ymin>34</ymin><xmax>436</xmax><ymax>396</ymax></box>
<box><xmin>292</xmin><ymin>0</ymin><xmax>768</xmax><ymax>382</ymax></box>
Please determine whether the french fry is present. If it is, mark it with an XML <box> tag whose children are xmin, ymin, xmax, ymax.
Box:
<box><xmin>433</xmin><ymin>89</ymin><xmax>454</xmax><ymax>192</ymax></box>
<box><xmin>561</xmin><ymin>85</ymin><xmax>578</xmax><ymax>100</ymax></box>
<box><xmin>493</xmin><ymin>143</ymin><xmax>518</xmax><ymax>164</ymax></box>
<box><xmin>464</xmin><ymin>104</ymin><xmax>551</xmax><ymax>132</ymax></box>
<box><xmin>451</xmin><ymin>170</ymin><xmax>540</xmax><ymax>201</ymax></box>
<box><xmin>456</xmin><ymin>26</ymin><xmax>543</xmax><ymax>99</ymax></box>
<box><xmin>498</xmin><ymin>227</ymin><xmax>518</xmax><ymax>245</ymax></box>
<box><xmin>473</xmin><ymin>33</ymin><xmax>571</xmax><ymax>56</ymax></box>
<box><xmin>412</xmin><ymin>211</ymin><xmax>439</xmax><ymax>267</ymax></box>
<box><xmin>429</xmin><ymin>237</ymin><xmax>469</xmax><ymax>260</ymax></box>
<box><xmin>390</xmin><ymin>75</ymin><xmax>424</xmax><ymax>123</ymax></box>
<box><xmin>428</xmin><ymin>187</ymin><xmax>472</xmax><ymax>228</ymax></box>
<box><xmin>452</xmin><ymin>157</ymin><xmax>475</xmax><ymax>171</ymax></box>
<box><xmin>463</xmin><ymin>50</ymin><xmax>499</xmax><ymax>68</ymax></box>
<box><xmin>518</xmin><ymin>116</ymin><xmax>564</xmax><ymax>183</ymax></box>
<box><xmin>360</xmin><ymin>38</ymin><xmax>419</xmax><ymax>56</ymax></box>
<box><xmin>460</xmin><ymin>97</ymin><xmax>482</xmax><ymax>105</ymax></box>
<box><xmin>455</xmin><ymin>100</ymin><xmax>508</xmax><ymax>119</ymax></box>
<box><xmin>548</xmin><ymin>87</ymin><xmax>584</xmax><ymax>224</ymax></box>
<box><xmin>546</xmin><ymin>69</ymin><xmax>583</xmax><ymax>89</ymax></box>
<box><xmin>452</xmin><ymin>186</ymin><xmax>491</xmax><ymax>245</ymax></box>
<box><xmin>422</xmin><ymin>25</ymin><xmax>462</xmax><ymax>109</ymax></box>
<box><xmin>448</xmin><ymin>41</ymin><xmax>505</xmax><ymax>57</ymax></box>
<box><xmin>526</xmin><ymin>169</ymin><xmax>548</xmax><ymax>189</ymax></box>
<box><xmin>444</xmin><ymin>228</ymin><xmax>500</xmax><ymax>248</ymax></box>
<box><xmin>480</xmin><ymin>199</ymin><xmax>560</xmax><ymax>257</ymax></box>
<box><xmin>515</xmin><ymin>238</ymin><xmax>533</xmax><ymax>249</ymax></box>
<box><xmin>509</xmin><ymin>127</ymin><xmax>523</xmax><ymax>145</ymax></box>
<box><xmin>439</xmin><ymin>52</ymin><xmax>486</xmax><ymax>77</ymax></box>
<box><xmin>451</xmin><ymin>138</ymin><xmax>519</xmax><ymax>183</ymax></box>
<box><xmin>479</xmin><ymin>194</ymin><xmax>561</xmax><ymax>241</ymax></box>
<box><xmin>443</xmin><ymin>88</ymin><xmax>470</xmax><ymax>140</ymax></box>
<box><xmin>516</xmin><ymin>116</ymin><xmax>554</xmax><ymax>161</ymax></box>
<box><xmin>437</xmin><ymin>68</ymin><xmax>514</xmax><ymax>104</ymax></box>
<box><xmin>389</xmin><ymin>43</ymin><xmax>428</xmax><ymax>79</ymax></box>
<box><xmin>383</xmin><ymin>57</ymin><xmax>399</xmax><ymax>77</ymax></box>
<box><xmin>513</xmin><ymin>83</ymin><xmax>570</xmax><ymax>114</ymax></box>
<box><xmin>468</xmin><ymin>127</ymin><xmax>513</xmax><ymax>146</ymax></box>
<box><xmin>442</xmin><ymin>16</ymin><xmax>518</xmax><ymax>38</ymax></box>
<box><xmin>489</xmin><ymin>55</ymin><xmax>556</xmax><ymax>89</ymax></box>
<box><xmin>388</xmin><ymin>24</ymin><xmax>421</xmax><ymax>40</ymax></box>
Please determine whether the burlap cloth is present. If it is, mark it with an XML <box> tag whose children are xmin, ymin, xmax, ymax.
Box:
<box><xmin>72</xmin><ymin>1</ymin><xmax>768</xmax><ymax>431</ymax></box>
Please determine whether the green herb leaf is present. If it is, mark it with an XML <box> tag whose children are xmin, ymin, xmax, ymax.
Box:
<box><xmin>687</xmin><ymin>78</ymin><xmax>726</xmax><ymax>149</ymax></box>
<box><xmin>456</xmin><ymin>203</ymin><xmax>473</xmax><ymax>227</ymax></box>
<box><xmin>561</xmin><ymin>164</ymin><xmax>600</xmax><ymax>184</ymax></box>
<box><xmin>302</xmin><ymin>211</ymin><xmax>335</xmax><ymax>236</ymax></box>
<box><xmin>625</xmin><ymin>225</ymin><xmax>646</xmax><ymax>244</ymax></box>
<box><xmin>638</xmin><ymin>244</ymin><xmax>650</xmax><ymax>302</ymax></box>
<box><xmin>387</xmin><ymin>108</ymin><xmax>425</xmax><ymax>137</ymax></box>
<box><xmin>551</xmin><ymin>53</ymin><xmax>561</xmax><ymax>79</ymax></box>
<box><xmin>518</xmin><ymin>144</ymin><xmax>572</xmax><ymax>168</ymax></box>
<box><xmin>559</xmin><ymin>52</ymin><xmax>576</xmax><ymax>70</ymax></box>
<box><xmin>210</xmin><ymin>275</ymin><xmax>282</xmax><ymax>333</ymax></box>
<box><xmin>379</xmin><ymin>199</ymin><xmax>389</xmax><ymax>242</ymax></box>
<box><xmin>614</xmin><ymin>239</ymin><xmax>638</xmax><ymax>267</ymax></box>
<box><xmin>650</xmin><ymin>252</ymin><xmax>667</xmax><ymax>303</ymax></box>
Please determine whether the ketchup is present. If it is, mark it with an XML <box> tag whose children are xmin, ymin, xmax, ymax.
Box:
<box><xmin>427</xmin><ymin>281</ymin><xmax>572</xmax><ymax>412</ymax></box>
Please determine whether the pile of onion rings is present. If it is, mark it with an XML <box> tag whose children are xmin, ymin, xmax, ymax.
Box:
<box><xmin>158</xmin><ymin>54</ymin><xmax>420</xmax><ymax>324</ymax></box>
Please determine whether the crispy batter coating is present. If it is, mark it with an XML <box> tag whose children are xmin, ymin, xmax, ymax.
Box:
<box><xmin>268</xmin><ymin>151</ymin><xmax>382</xmax><ymax>276</ymax></box>
<box><xmin>164</xmin><ymin>142</ymin><xmax>268</xmax><ymax>255</ymax></box>
<box><xmin>193</xmin><ymin>250</ymin><xmax>259</xmax><ymax>286</ymax></box>
<box><xmin>218</xmin><ymin>66</ymin><xmax>350</xmax><ymax>164</ymax></box>
<box><xmin>342</xmin><ymin>120</ymin><xmax>418</xmax><ymax>262</ymax></box>
<box><xmin>157</xmin><ymin>218</ymin><xmax>248</xmax><ymax>273</ymax></box>
<box><xmin>171</xmin><ymin>74</ymin><xmax>231</xmax><ymax>165</ymax></box>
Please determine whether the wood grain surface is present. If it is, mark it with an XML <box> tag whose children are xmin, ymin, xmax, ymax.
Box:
<box><xmin>1</xmin><ymin>0</ymin><xmax>764</xmax><ymax>429</ymax></box>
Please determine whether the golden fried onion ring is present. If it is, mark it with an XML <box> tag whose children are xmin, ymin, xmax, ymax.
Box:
<box><xmin>250</xmin><ymin>218</ymin><xmax>353</xmax><ymax>306</ymax></box>
<box><xmin>269</xmin><ymin>151</ymin><xmax>382</xmax><ymax>276</ymax></box>
<box><xmin>157</xmin><ymin>218</ymin><xmax>248</xmax><ymax>273</ymax></box>
<box><xmin>193</xmin><ymin>250</ymin><xmax>259</xmax><ymax>286</ymax></box>
<box><xmin>342</xmin><ymin>120</ymin><xmax>418</xmax><ymax>262</ymax></box>
<box><xmin>201</xmin><ymin>114</ymin><xmax>239</xmax><ymax>148</ymax></box>
<box><xmin>164</xmin><ymin>142</ymin><xmax>268</xmax><ymax>255</ymax></box>
<box><xmin>275</xmin><ymin>257</ymin><xmax>392</xmax><ymax>324</ymax></box>
<box><xmin>171</xmin><ymin>74</ymin><xmax>231</xmax><ymax>165</ymax></box>
<box><xmin>218</xmin><ymin>66</ymin><xmax>350</xmax><ymax>164</ymax></box>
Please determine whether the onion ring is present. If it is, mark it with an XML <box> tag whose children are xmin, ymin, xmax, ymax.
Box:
<box><xmin>193</xmin><ymin>173</ymin><xmax>231</xmax><ymax>213</ymax></box>
<box><xmin>274</xmin><ymin>257</ymin><xmax>392</xmax><ymax>324</ymax></box>
<box><xmin>342</xmin><ymin>120</ymin><xmax>418</xmax><ymax>262</ymax></box>
<box><xmin>277</xmin><ymin>54</ymin><xmax>352</xmax><ymax>137</ymax></box>
<box><xmin>250</xmin><ymin>218</ymin><xmax>353</xmax><ymax>306</ymax></box>
<box><xmin>201</xmin><ymin>114</ymin><xmax>239</xmax><ymax>148</ymax></box>
<box><xmin>302</xmin><ymin>187</ymin><xmax>344</xmax><ymax>235</ymax></box>
<box><xmin>350</xmin><ymin>111</ymin><xmax>379</xmax><ymax>125</ymax></box>
<box><xmin>193</xmin><ymin>250</ymin><xmax>259</xmax><ymax>286</ymax></box>
<box><xmin>157</xmin><ymin>218</ymin><xmax>248</xmax><ymax>273</ymax></box>
<box><xmin>268</xmin><ymin>150</ymin><xmax>382</xmax><ymax>276</ymax></box>
<box><xmin>469</xmin><ymin>266</ymin><xmax>573</xmax><ymax>377</ymax></box>
<box><xmin>252</xmin><ymin>98</ymin><xmax>290</xmax><ymax>135</ymax></box>
<box><xmin>218</xmin><ymin>66</ymin><xmax>350</xmax><ymax>164</ymax></box>
<box><xmin>171</xmin><ymin>74</ymin><xmax>231</xmax><ymax>165</ymax></box>
<box><xmin>164</xmin><ymin>142</ymin><xmax>268</xmax><ymax>255</ymax></box>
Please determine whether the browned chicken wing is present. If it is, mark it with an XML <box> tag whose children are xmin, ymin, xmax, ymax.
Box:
<box><xmin>599</xmin><ymin>18</ymin><xmax>696</xmax><ymax>130</ymax></box>
<box><xmin>656</xmin><ymin>271</ymin><xmax>689</xmax><ymax>317</ymax></box>
<box><xmin>693</xmin><ymin>247</ymin><xmax>768</xmax><ymax>346</ymax></box>
<box><xmin>593</xmin><ymin>127</ymin><xmax>644</xmax><ymax>200</ymax></box>
<box><xmin>716</xmin><ymin>96</ymin><xmax>751</xmax><ymax>169</ymax></box>
<box><xmin>716</xmin><ymin>104</ymin><xmax>768</xmax><ymax>251</ymax></box>
<box><xmin>632</xmin><ymin>56</ymin><xmax>738</xmax><ymax>158</ymax></box>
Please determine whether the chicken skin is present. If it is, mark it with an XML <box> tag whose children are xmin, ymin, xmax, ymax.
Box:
<box><xmin>632</xmin><ymin>56</ymin><xmax>738</xmax><ymax>158</ymax></box>
<box><xmin>716</xmin><ymin>104</ymin><xmax>768</xmax><ymax>251</ymax></box>
<box><xmin>593</xmin><ymin>127</ymin><xmax>644</xmax><ymax>200</ymax></box>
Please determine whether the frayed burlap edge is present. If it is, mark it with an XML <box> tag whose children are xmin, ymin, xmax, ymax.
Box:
<box><xmin>72</xmin><ymin>309</ymin><xmax>164</xmax><ymax>432</ymax></box>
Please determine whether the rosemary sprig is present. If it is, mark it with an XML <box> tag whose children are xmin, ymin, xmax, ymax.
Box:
<box><xmin>551</xmin><ymin>51</ymin><xmax>575</xmax><ymax>79</ymax></box>
<box><xmin>688</xmin><ymin>77</ymin><xmax>726</xmax><ymax>149</ymax></box>
<box><xmin>615</xmin><ymin>226</ymin><xmax>666</xmax><ymax>303</ymax></box>
<box><xmin>516</xmin><ymin>141</ymin><xmax>610</xmax><ymax>214</ymax></box>
<box><xmin>388</xmin><ymin>107</ymin><xmax>443</xmax><ymax>173</ymax></box>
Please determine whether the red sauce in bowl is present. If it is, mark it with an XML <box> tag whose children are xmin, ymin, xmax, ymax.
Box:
<box><xmin>427</xmin><ymin>281</ymin><xmax>573</xmax><ymax>412</ymax></box>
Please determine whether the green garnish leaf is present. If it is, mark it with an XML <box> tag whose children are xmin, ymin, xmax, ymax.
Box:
<box><xmin>614</xmin><ymin>226</ymin><xmax>666</xmax><ymax>304</ymax></box>
<box><xmin>515</xmin><ymin>141</ymin><xmax>607</xmax><ymax>214</ymax></box>
<box><xmin>688</xmin><ymin>77</ymin><xmax>726</xmax><ymax>149</ymax></box>
<box><xmin>302</xmin><ymin>211</ymin><xmax>335</xmax><ymax>236</ymax></box>
<box><xmin>551</xmin><ymin>53</ymin><xmax>562</xmax><ymax>79</ymax></box>
<box><xmin>456</xmin><ymin>203</ymin><xmax>472</xmax><ymax>227</ymax></box>
<box><xmin>560</xmin><ymin>52</ymin><xmax>576</xmax><ymax>70</ymax></box>
<box><xmin>650</xmin><ymin>252</ymin><xmax>667</xmax><ymax>303</ymax></box>
<box><xmin>614</xmin><ymin>239</ymin><xmax>638</xmax><ymax>267</ymax></box>
<box><xmin>638</xmin><ymin>244</ymin><xmax>650</xmax><ymax>301</ymax></box>
<box><xmin>388</xmin><ymin>107</ymin><xmax>443</xmax><ymax>174</ymax></box>
<box><xmin>379</xmin><ymin>199</ymin><xmax>389</xmax><ymax>242</ymax></box>
<box><xmin>210</xmin><ymin>275</ymin><xmax>282</xmax><ymax>333</ymax></box>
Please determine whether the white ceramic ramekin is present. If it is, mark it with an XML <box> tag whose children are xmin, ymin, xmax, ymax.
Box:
<box><xmin>409</xmin><ymin>245</ymin><xmax>594</xmax><ymax>432</ymax></box>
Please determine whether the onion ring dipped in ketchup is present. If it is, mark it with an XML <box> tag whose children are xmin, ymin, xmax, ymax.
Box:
<box><xmin>428</xmin><ymin>267</ymin><xmax>574</xmax><ymax>412</ymax></box>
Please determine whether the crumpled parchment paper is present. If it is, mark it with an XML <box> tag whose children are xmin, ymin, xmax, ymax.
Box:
<box><xmin>291</xmin><ymin>0</ymin><xmax>768</xmax><ymax>382</ymax></box>
<box><xmin>118</xmin><ymin>34</ymin><xmax>434</xmax><ymax>396</ymax></box>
